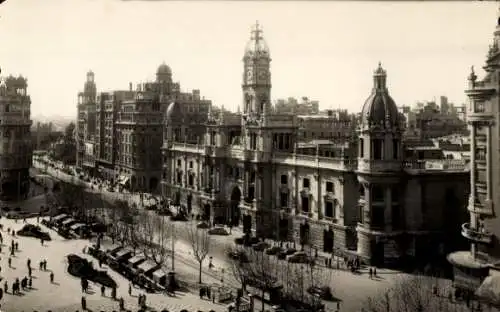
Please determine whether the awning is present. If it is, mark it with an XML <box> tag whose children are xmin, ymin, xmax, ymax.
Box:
<box><xmin>128</xmin><ymin>254</ymin><xmax>147</xmax><ymax>266</ymax></box>
<box><xmin>115</xmin><ymin>248</ymin><xmax>133</xmax><ymax>260</ymax></box>
<box><xmin>53</xmin><ymin>214</ymin><xmax>68</xmax><ymax>222</ymax></box>
<box><xmin>105</xmin><ymin>245</ymin><xmax>123</xmax><ymax>254</ymax></box>
<box><xmin>119</xmin><ymin>176</ymin><xmax>130</xmax><ymax>185</ymax></box>
<box><xmin>137</xmin><ymin>260</ymin><xmax>159</xmax><ymax>273</ymax></box>
<box><xmin>62</xmin><ymin>218</ymin><xmax>76</xmax><ymax>226</ymax></box>
<box><xmin>70</xmin><ymin>223</ymin><xmax>86</xmax><ymax>230</ymax></box>
<box><xmin>476</xmin><ymin>275</ymin><xmax>500</xmax><ymax>305</ymax></box>
<box><xmin>152</xmin><ymin>269</ymin><xmax>166</xmax><ymax>279</ymax></box>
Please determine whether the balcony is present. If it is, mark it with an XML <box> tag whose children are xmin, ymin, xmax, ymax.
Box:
<box><xmin>357</xmin><ymin>159</ymin><xmax>402</xmax><ymax>173</ymax></box>
<box><xmin>461</xmin><ymin>223</ymin><xmax>492</xmax><ymax>244</ymax></box>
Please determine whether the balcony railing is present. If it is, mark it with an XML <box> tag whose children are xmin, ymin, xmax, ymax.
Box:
<box><xmin>461</xmin><ymin>223</ymin><xmax>492</xmax><ymax>244</ymax></box>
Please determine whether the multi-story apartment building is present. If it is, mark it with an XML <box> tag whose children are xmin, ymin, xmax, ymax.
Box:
<box><xmin>274</xmin><ymin>97</ymin><xmax>319</xmax><ymax>115</ymax></box>
<box><xmin>76</xmin><ymin>71</ymin><xmax>97</xmax><ymax>175</ymax></box>
<box><xmin>0</xmin><ymin>71</ymin><xmax>32</xmax><ymax>200</ymax></box>
<box><xmin>162</xmin><ymin>23</ymin><xmax>471</xmax><ymax>267</ymax></box>
<box><xmin>448</xmin><ymin>13</ymin><xmax>500</xmax><ymax>303</ymax></box>
<box><xmin>78</xmin><ymin>65</ymin><xmax>211</xmax><ymax>192</ymax></box>
<box><xmin>298</xmin><ymin>110</ymin><xmax>357</xmax><ymax>143</ymax></box>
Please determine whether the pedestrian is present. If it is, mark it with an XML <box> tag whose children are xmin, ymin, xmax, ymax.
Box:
<box><xmin>128</xmin><ymin>283</ymin><xmax>132</xmax><ymax>296</ymax></box>
<box><xmin>28</xmin><ymin>276</ymin><xmax>32</xmax><ymax>288</ymax></box>
<box><xmin>81</xmin><ymin>296</ymin><xmax>87</xmax><ymax>311</ymax></box>
<box><xmin>369</xmin><ymin>267</ymin><xmax>373</xmax><ymax>279</ymax></box>
<box><xmin>43</xmin><ymin>260</ymin><xmax>47</xmax><ymax>271</ymax></box>
<box><xmin>40</xmin><ymin>238</ymin><xmax>44</xmax><ymax>246</ymax></box>
<box><xmin>142</xmin><ymin>294</ymin><xmax>147</xmax><ymax>307</ymax></box>
<box><xmin>27</xmin><ymin>258</ymin><xmax>31</xmax><ymax>269</ymax></box>
<box><xmin>112</xmin><ymin>287</ymin><xmax>116</xmax><ymax>300</ymax></box>
<box><xmin>0</xmin><ymin>287</ymin><xmax>3</xmax><ymax>300</ymax></box>
<box><xmin>137</xmin><ymin>294</ymin><xmax>142</xmax><ymax>307</ymax></box>
<box><xmin>3</xmin><ymin>281</ymin><xmax>7</xmax><ymax>294</ymax></box>
<box><xmin>39</xmin><ymin>261</ymin><xmax>42</xmax><ymax>270</ymax></box>
<box><xmin>28</xmin><ymin>267</ymin><xmax>32</xmax><ymax>277</ymax></box>
<box><xmin>101</xmin><ymin>285</ymin><xmax>105</xmax><ymax>296</ymax></box>
<box><xmin>373</xmin><ymin>267</ymin><xmax>377</xmax><ymax>277</ymax></box>
<box><xmin>119</xmin><ymin>297</ymin><xmax>124</xmax><ymax>311</ymax></box>
<box><xmin>49</xmin><ymin>272</ymin><xmax>54</xmax><ymax>283</ymax></box>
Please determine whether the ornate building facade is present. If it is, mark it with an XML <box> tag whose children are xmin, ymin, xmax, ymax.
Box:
<box><xmin>447</xmin><ymin>12</ymin><xmax>500</xmax><ymax>300</ymax></box>
<box><xmin>77</xmin><ymin>65</ymin><xmax>211</xmax><ymax>193</ymax></box>
<box><xmin>162</xmin><ymin>23</ymin><xmax>471</xmax><ymax>266</ymax></box>
<box><xmin>0</xmin><ymin>68</ymin><xmax>32</xmax><ymax>200</ymax></box>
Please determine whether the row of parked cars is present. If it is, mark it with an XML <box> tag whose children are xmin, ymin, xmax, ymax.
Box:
<box><xmin>42</xmin><ymin>213</ymin><xmax>103</xmax><ymax>240</ymax></box>
<box><xmin>230</xmin><ymin>235</ymin><xmax>313</xmax><ymax>264</ymax></box>
<box><xmin>88</xmin><ymin>243</ymin><xmax>175</xmax><ymax>293</ymax></box>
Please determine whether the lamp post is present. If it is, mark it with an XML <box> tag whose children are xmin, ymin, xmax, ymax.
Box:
<box><xmin>171</xmin><ymin>219</ymin><xmax>176</xmax><ymax>272</ymax></box>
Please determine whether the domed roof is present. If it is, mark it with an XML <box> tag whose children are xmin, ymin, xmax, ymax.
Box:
<box><xmin>244</xmin><ymin>21</ymin><xmax>270</xmax><ymax>58</ymax></box>
<box><xmin>165</xmin><ymin>101</ymin><xmax>182</xmax><ymax>122</ymax></box>
<box><xmin>361</xmin><ymin>63</ymin><xmax>400</xmax><ymax>129</ymax></box>
<box><xmin>157</xmin><ymin>63</ymin><xmax>172</xmax><ymax>75</ymax></box>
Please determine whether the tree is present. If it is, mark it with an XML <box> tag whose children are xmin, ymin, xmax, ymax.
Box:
<box><xmin>138</xmin><ymin>212</ymin><xmax>171</xmax><ymax>267</ymax></box>
<box><xmin>362</xmin><ymin>274</ymin><xmax>471</xmax><ymax>312</ymax></box>
<box><xmin>111</xmin><ymin>199</ymin><xmax>138</xmax><ymax>247</ymax></box>
<box><xmin>52</xmin><ymin>181</ymin><xmax>86</xmax><ymax>217</ymax></box>
<box><xmin>228</xmin><ymin>246</ymin><xmax>280</xmax><ymax>312</ymax></box>
<box><xmin>187</xmin><ymin>222</ymin><xmax>211</xmax><ymax>284</ymax></box>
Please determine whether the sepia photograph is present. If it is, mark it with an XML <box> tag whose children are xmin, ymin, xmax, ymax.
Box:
<box><xmin>0</xmin><ymin>0</ymin><xmax>498</xmax><ymax>311</ymax></box>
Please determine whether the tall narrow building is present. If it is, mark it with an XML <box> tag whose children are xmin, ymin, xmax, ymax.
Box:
<box><xmin>447</xmin><ymin>10</ymin><xmax>500</xmax><ymax>302</ymax></box>
<box><xmin>0</xmin><ymin>68</ymin><xmax>32</xmax><ymax>200</ymax></box>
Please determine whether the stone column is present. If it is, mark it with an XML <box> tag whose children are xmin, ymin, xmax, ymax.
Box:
<box><xmin>487</xmin><ymin>125</ymin><xmax>492</xmax><ymax>201</ymax></box>
<box><xmin>316</xmin><ymin>173</ymin><xmax>322</xmax><ymax>219</ymax></box>
<box><xmin>470</xmin><ymin>124</ymin><xmax>477</xmax><ymax>258</ymax></box>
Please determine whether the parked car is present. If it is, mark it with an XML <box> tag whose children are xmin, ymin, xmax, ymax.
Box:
<box><xmin>277</xmin><ymin>248</ymin><xmax>297</xmax><ymax>260</ymax></box>
<box><xmin>243</xmin><ymin>236</ymin><xmax>260</xmax><ymax>247</ymax></box>
<box><xmin>265</xmin><ymin>246</ymin><xmax>283</xmax><ymax>255</ymax></box>
<box><xmin>208</xmin><ymin>226</ymin><xmax>229</xmax><ymax>236</ymax></box>
<box><xmin>287</xmin><ymin>251</ymin><xmax>312</xmax><ymax>264</ymax></box>
<box><xmin>197</xmin><ymin>221</ymin><xmax>210</xmax><ymax>229</ymax></box>
<box><xmin>227</xmin><ymin>250</ymin><xmax>250</xmax><ymax>263</ymax></box>
<box><xmin>307</xmin><ymin>286</ymin><xmax>334</xmax><ymax>301</ymax></box>
<box><xmin>252</xmin><ymin>242</ymin><xmax>270</xmax><ymax>252</ymax></box>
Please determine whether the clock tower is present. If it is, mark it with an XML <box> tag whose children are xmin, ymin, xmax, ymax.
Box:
<box><xmin>242</xmin><ymin>21</ymin><xmax>271</xmax><ymax>117</ymax></box>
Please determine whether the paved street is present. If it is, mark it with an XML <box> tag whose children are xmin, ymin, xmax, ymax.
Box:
<box><xmin>0</xmin><ymin>217</ymin><xmax>228</xmax><ymax>312</ymax></box>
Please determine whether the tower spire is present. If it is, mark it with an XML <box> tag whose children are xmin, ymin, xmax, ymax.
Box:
<box><xmin>251</xmin><ymin>21</ymin><xmax>263</xmax><ymax>45</ymax></box>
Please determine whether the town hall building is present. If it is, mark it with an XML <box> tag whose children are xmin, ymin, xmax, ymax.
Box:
<box><xmin>162</xmin><ymin>22</ymin><xmax>471</xmax><ymax>266</ymax></box>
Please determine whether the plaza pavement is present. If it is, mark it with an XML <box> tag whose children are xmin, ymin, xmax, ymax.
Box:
<box><xmin>0</xmin><ymin>217</ymin><xmax>228</xmax><ymax>312</ymax></box>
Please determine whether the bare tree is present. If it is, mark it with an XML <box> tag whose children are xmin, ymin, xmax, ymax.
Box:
<box><xmin>186</xmin><ymin>222</ymin><xmax>211</xmax><ymax>284</ymax></box>
<box><xmin>227</xmin><ymin>246</ymin><xmax>280</xmax><ymax>312</ymax></box>
<box><xmin>362</xmin><ymin>274</ymin><xmax>472</xmax><ymax>312</ymax></box>
<box><xmin>139</xmin><ymin>212</ymin><xmax>171</xmax><ymax>266</ymax></box>
<box><xmin>112</xmin><ymin>199</ymin><xmax>138</xmax><ymax>246</ymax></box>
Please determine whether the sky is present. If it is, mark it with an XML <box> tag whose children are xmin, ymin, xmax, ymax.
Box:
<box><xmin>0</xmin><ymin>0</ymin><xmax>497</xmax><ymax>118</ymax></box>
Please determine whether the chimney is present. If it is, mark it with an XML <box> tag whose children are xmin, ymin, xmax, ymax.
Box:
<box><xmin>129</xmin><ymin>82</ymin><xmax>132</xmax><ymax>91</ymax></box>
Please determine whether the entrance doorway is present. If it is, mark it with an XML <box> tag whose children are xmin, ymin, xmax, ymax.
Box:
<box><xmin>149</xmin><ymin>177</ymin><xmax>158</xmax><ymax>192</ymax></box>
<box><xmin>371</xmin><ymin>240</ymin><xmax>385</xmax><ymax>267</ymax></box>
<box><xmin>300</xmin><ymin>223</ymin><xmax>310</xmax><ymax>249</ymax></box>
<box><xmin>1</xmin><ymin>181</ymin><xmax>16</xmax><ymax>199</ymax></box>
<box><xmin>230</xmin><ymin>187</ymin><xmax>241</xmax><ymax>227</ymax></box>
<box><xmin>203</xmin><ymin>204</ymin><xmax>211</xmax><ymax>221</ymax></box>
<box><xmin>243</xmin><ymin>214</ymin><xmax>252</xmax><ymax>234</ymax></box>
<box><xmin>323</xmin><ymin>229</ymin><xmax>334</xmax><ymax>253</ymax></box>
<box><xmin>278</xmin><ymin>218</ymin><xmax>288</xmax><ymax>241</ymax></box>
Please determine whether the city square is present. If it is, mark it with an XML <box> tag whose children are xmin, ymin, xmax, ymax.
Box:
<box><xmin>0</xmin><ymin>1</ymin><xmax>500</xmax><ymax>311</ymax></box>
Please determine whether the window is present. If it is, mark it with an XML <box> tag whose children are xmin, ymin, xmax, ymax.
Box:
<box><xmin>371</xmin><ymin>186</ymin><xmax>385</xmax><ymax>202</ymax></box>
<box><xmin>301</xmin><ymin>196</ymin><xmax>310</xmax><ymax>213</ymax></box>
<box><xmin>176</xmin><ymin>171</ymin><xmax>182</xmax><ymax>184</ymax></box>
<box><xmin>326</xmin><ymin>181</ymin><xmax>334</xmax><ymax>193</ymax></box>
<box><xmin>359</xmin><ymin>138</ymin><xmax>364</xmax><ymax>158</ymax></box>
<box><xmin>188</xmin><ymin>174</ymin><xmax>194</xmax><ymax>187</ymax></box>
<box><xmin>393</xmin><ymin>139</ymin><xmax>399</xmax><ymax>159</ymax></box>
<box><xmin>325</xmin><ymin>201</ymin><xmax>334</xmax><ymax>218</ymax></box>
<box><xmin>281</xmin><ymin>174</ymin><xmax>288</xmax><ymax>185</ymax></box>
<box><xmin>373</xmin><ymin>139</ymin><xmax>383</xmax><ymax>160</ymax></box>
<box><xmin>280</xmin><ymin>192</ymin><xmax>288</xmax><ymax>208</ymax></box>
<box><xmin>177</xmin><ymin>159</ymin><xmax>181</xmax><ymax>167</ymax></box>
<box><xmin>248</xmin><ymin>186</ymin><xmax>255</xmax><ymax>201</ymax></box>
<box><xmin>371</xmin><ymin>206</ymin><xmax>385</xmax><ymax>228</ymax></box>
<box><xmin>303</xmin><ymin>178</ymin><xmax>310</xmax><ymax>188</ymax></box>
<box><xmin>391</xmin><ymin>187</ymin><xmax>399</xmax><ymax>203</ymax></box>
<box><xmin>189</xmin><ymin>161</ymin><xmax>193</xmax><ymax>169</ymax></box>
